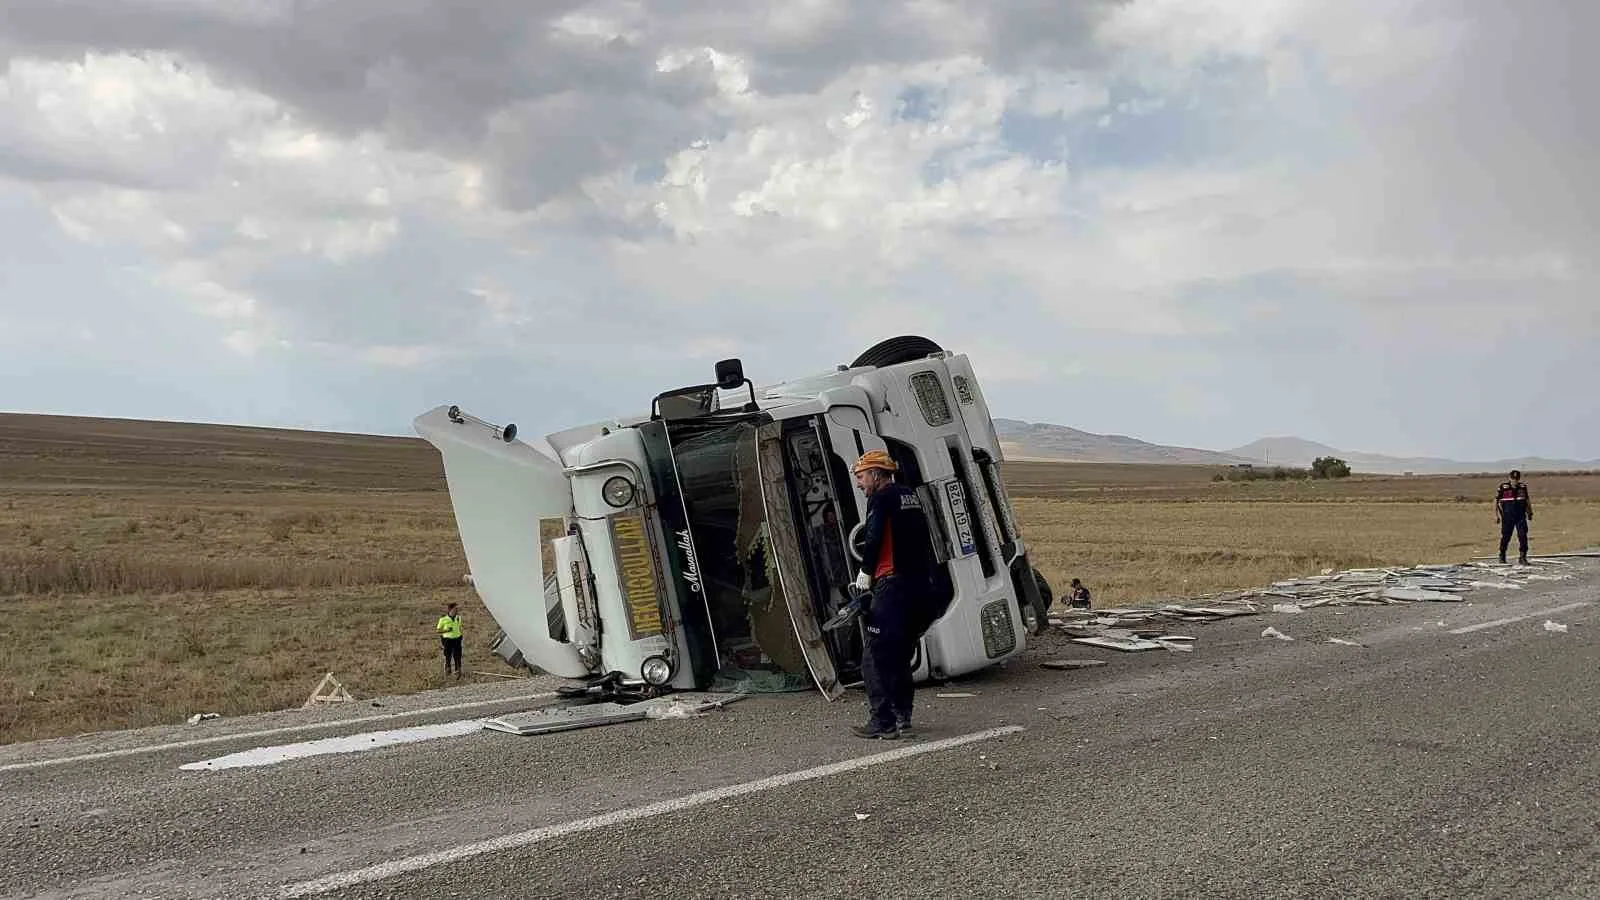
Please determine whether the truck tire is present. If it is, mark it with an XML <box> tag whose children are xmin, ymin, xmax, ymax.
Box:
<box><xmin>851</xmin><ymin>335</ymin><xmax>944</xmax><ymax>369</ymax></box>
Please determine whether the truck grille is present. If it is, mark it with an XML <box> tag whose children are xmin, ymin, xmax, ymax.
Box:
<box><xmin>980</xmin><ymin>599</ymin><xmax>1016</xmax><ymax>658</ymax></box>
<box><xmin>910</xmin><ymin>371</ymin><xmax>954</xmax><ymax>426</ymax></box>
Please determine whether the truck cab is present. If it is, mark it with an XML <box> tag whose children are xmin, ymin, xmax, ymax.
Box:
<box><xmin>414</xmin><ymin>336</ymin><xmax>1053</xmax><ymax>700</ymax></box>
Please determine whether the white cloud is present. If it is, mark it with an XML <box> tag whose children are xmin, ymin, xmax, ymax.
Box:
<box><xmin>0</xmin><ymin>0</ymin><xmax>1595</xmax><ymax>461</ymax></box>
<box><xmin>0</xmin><ymin>51</ymin><xmax>275</xmax><ymax>189</ymax></box>
<box><xmin>618</xmin><ymin>55</ymin><xmax>1077</xmax><ymax>246</ymax></box>
<box><xmin>359</xmin><ymin>345</ymin><xmax>447</xmax><ymax>368</ymax></box>
<box><xmin>2</xmin><ymin>49</ymin><xmax>487</xmax><ymax>362</ymax></box>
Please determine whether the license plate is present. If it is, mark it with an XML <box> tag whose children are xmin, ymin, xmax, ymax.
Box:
<box><xmin>944</xmin><ymin>480</ymin><xmax>977</xmax><ymax>556</ymax></box>
<box><xmin>611</xmin><ymin>513</ymin><xmax>664</xmax><ymax>639</ymax></box>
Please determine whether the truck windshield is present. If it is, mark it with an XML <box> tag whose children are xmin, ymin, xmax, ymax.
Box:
<box><xmin>661</xmin><ymin>416</ymin><xmax>816</xmax><ymax>691</ymax></box>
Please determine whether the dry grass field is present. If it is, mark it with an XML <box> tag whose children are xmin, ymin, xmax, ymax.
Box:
<box><xmin>1004</xmin><ymin>461</ymin><xmax>1600</xmax><ymax>604</ymax></box>
<box><xmin>3</xmin><ymin>412</ymin><xmax>1597</xmax><ymax>744</ymax></box>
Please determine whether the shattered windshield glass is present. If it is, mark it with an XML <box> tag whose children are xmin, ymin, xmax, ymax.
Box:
<box><xmin>665</xmin><ymin>418</ymin><xmax>814</xmax><ymax>692</ymax></box>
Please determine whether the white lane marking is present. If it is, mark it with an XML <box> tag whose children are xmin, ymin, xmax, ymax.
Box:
<box><xmin>278</xmin><ymin>724</ymin><xmax>1027</xmax><ymax>898</ymax></box>
<box><xmin>0</xmin><ymin>692</ymin><xmax>557</xmax><ymax>774</ymax></box>
<box><xmin>179</xmin><ymin>720</ymin><xmax>486</xmax><ymax>771</ymax></box>
<box><xmin>1447</xmin><ymin>602</ymin><xmax>1591</xmax><ymax>635</ymax></box>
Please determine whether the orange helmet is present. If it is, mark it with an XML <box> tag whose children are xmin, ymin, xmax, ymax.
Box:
<box><xmin>853</xmin><ymin>449</ymin><xmax>898</xmax><ymax>474</ymax></box>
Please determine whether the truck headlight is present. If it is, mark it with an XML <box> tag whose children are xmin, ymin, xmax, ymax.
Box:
<box><xmin>641</xmin><ymin>655</ymin><xmax>673</xmax><ymax>686</ymax></box>
<box><xmin>602</xmin><ymin>476</ymin><xmax>636</xmax><ymax>508</ymax></box>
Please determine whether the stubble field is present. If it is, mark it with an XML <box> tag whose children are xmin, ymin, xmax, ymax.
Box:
<box><xmin>3</xmin><ymin>412</ymin><xmax>1597</xmax><ymax>744</ymax></box>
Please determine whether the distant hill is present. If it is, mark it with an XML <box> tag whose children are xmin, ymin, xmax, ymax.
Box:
<box><xmin>995</xmin><ymin>419</ymin><xmax>1257</xmax><ymax>466</ymax></box>
<box><xmin>7</xmin><ymin>411</ymin><xmax>1591</xmax><ymax>480</ymax></box>
<box><xmin>0</xmin><ymin>411</ymin><xmax>442</xmax><ymax>491</ymax></box>
<box><xmin>1226</xmin><ymin>436</ymin><xmax>1600</xmax><ymax>475</ymax></box>
<box><xmin>993</xmin><ymin>419</ymin><xmax>1598</xmax><ymax>474</ymax></box>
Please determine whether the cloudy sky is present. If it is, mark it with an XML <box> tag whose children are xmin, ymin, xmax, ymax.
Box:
<box><xmin>1</xmin><ymin>0</ymin><xmax>1594</xmax><ymax>461</ymax></box>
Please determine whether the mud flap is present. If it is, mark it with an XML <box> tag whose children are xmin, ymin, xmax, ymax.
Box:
<box><xmin>755</xmin><ymin>422</ymin><xmax>847</xmax><ymax>701</ymax></box>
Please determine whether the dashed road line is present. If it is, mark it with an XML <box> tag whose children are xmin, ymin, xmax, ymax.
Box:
<box><xmin>278</xmin><ymin>724</ymin><xmax>1027</xmax><ymax>897</ymax></box>
<box><xmin>1447</xmin><ymin>601</ymin><xmax>1590</xmax><ymax>635</ymax></box>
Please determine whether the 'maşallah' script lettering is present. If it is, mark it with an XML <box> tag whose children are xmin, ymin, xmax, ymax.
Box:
<box><xmin>676</xmin><ymin>529</ymin><xmax>703</xmax><ymax>594</ymax></box>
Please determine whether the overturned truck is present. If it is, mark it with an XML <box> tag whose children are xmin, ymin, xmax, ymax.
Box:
<box><xmin>414</xmin><ymin>335</ymin><xmax>1053</xmax><ymax>700</ymax></box>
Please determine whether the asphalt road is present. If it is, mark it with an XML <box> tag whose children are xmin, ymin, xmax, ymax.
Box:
<box><xmin>4</xmin><ymin>558</ymin><xmax>1599</xmax><ymax>900</ymax></box>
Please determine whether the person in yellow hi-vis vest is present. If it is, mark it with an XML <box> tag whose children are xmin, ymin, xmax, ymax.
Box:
<box><xmin>436</xmin><ymin>602</ymin><xmax>463</xmax><ymax>678</ymax></box>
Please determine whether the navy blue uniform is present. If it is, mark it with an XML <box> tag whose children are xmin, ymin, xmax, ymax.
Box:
<box><xmin>1496</xmin><ymin>480</ymin><xmax>1531</xmax><ymax>561</ymax></box>
<box><xmin>857</xmin><ymin>484</ymin><xmax>948</xmax><ymax>733</ymax></box>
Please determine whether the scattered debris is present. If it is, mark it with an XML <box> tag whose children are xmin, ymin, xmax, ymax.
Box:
<box><xmin>1052</xmin><ymin>602</ymin><xmax>1259</xmax><ymax>637</ymax></box>
<box><xmin>1324</xmin><ymin>638</ymin><xmax>1365</xmax><ymax>647</ymax></box>
<box><xmin>936</xmin><ymin>692</ymin><xmax>977</xmax><ymax>698</ymax></box>
<box><xmin>1053</xmin><ymin>560</ymin><xmax>1576</xmax><ymax>633</ymax></box>
<box><xmin>1544</xmin><ymin>620</ymin><xmax>1569</xmax><ymax>633</ymax></box>
<box><xmin>186</xmin><ymin>712</ymin><xmax>221</xmax><ymax>725</ymax></box>
<box><xmin>483</xmin><ymin>702</ymin><xmax>642</xmax><ymax>735</ymax></box>
<box><xmin>642</xmin><ymin>696</ymin><xmax>738</xmax><ymax>719</ymax></box>
<box><xmin>855</xmin><ymin>813</ymin><xmax>871</xmax><ymax>821</ymax></box>
<box><xmin>1384</xmin><ymin>587</ymin><xmax>1462</xmax><ymax>603</ymax></box>
<box><xmin>1041</xmin><ymin>659</ymin><xmax>1108</xmax><ymax>670</ymax></box>
<box><xmin>482</xmin><ymin>693</ymin><xmax>746</xmax><ymax>736</ymax></box>
<box><xmin>1068</xmin><ymin>634</ymin><xmax>1167</xmax><ymax>652</ymax></box>
<box><xmin>1237</xmin><ymin>560</ymin><xmax>1574</xmax><ymax>608</ymax></box>
<box><xmin>1044</xmin><ymin>559</ymin><xmax>1584</xmax><ymax>656</ymax></box>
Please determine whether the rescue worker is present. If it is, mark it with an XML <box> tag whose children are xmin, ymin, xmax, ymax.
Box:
<box><xmin>1494</xmin><ymin>470</ymin><xmax>1534</xmax><ymax>565</ymax></box>
<box><xmin>436</xmin><ymin>602</ymin><xmax>464</xmax><ymax>678</ymax></box>
<box><xmin>848</xmin><ymin>449</ymin><xmax>943</xmax><ymax>740</ymax></box>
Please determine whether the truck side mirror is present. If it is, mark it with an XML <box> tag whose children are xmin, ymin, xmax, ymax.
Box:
<box><xmin>714</xmin><ymin>358</ymin><xmax>759</xmax><ymax>412</ymax></box>
<box><xmin>714</xmin><ymin>358</ymin><xmax>744</xmax><ymax>390</ymax></box>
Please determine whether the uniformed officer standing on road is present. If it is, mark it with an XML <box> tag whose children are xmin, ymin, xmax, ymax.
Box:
<box><xmin>1495</xmin><ymin>470</ymin><xmax>1534</xmax><ymax>565</ymax></box>
<box><xmin>436</xmin><ymin>602</ymin><xmax>464</xmax><ymax>678</ymax></box>
<box><xmin>848</xmin><ymin>449</ymin><xmax>944</xmax><ymax>740</ymax></box>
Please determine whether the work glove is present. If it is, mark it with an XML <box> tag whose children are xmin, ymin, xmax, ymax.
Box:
<box><xmin>853</xmin><ymin>570</ymin><xmax>871</xmax><ymax>591</ymax></box>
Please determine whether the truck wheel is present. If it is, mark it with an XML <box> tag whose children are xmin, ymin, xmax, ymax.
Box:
<box><xmin>850</xmin><ymin>335</ymin><xmax>944</xmax><ymax>369</ymax></box>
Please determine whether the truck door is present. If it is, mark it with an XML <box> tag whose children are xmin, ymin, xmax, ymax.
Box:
<box><xmin>755</xmin><ymin>421</ymin><xmax>846</xmax><ymax>701</ymax></box>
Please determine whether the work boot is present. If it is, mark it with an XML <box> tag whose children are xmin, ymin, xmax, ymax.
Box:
<box><xmin>1498</xmin><ymin>553</ymin><xmax>1508</xmax><ymax>565</ymax></box>
<box><xmin>851</xmin><ymin>723</ymin><xmax>900</xmax><ymax>740</ymax></box>
<box><xmin>1518</xmin><ymin>555</ymin><xmax>1529</xmax><ymax>566</ymax></box>
<box><xmin>896</xmin><ymin>720</ymin><xmax>916</xmax><ymax>737</ymax></box>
